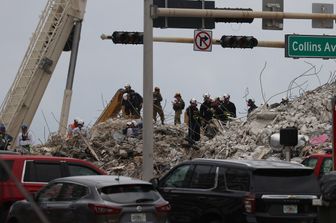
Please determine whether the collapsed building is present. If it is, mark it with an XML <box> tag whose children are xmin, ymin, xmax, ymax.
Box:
<box><xmin>34</xmin><ymin>82</ymin><xmax>335</xmax><ymax>178</ymax></box>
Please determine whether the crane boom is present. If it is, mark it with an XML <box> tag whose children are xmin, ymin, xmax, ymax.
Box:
<box><xmin>0</xmin><ymin>0</ymin><xmax>87</xmax><ymax>140</ymax></box>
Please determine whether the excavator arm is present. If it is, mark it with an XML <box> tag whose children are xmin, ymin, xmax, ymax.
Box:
<box><xmin>0</xmin><ymin>0</ymin><xmax>87</xmax><ymax>140</ymax></box>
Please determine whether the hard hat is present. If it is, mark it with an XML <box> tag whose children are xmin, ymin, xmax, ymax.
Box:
<box><xmin>74</xmin><ymin>117</ymin><xmax>81</xmax><ymax>123</ymax></box>
<box><xmin>223</xmin><ymin>94</ymin><xmax>230</xmax><ymax>99</ymax></box>
<box><xmin>77</xmin><ymin>120</ymin><xmax>84</xmax><ymax>126</ymax></box>
<box><xmin>247</xmin><ymin>99</ymin><xmax>255</xmax><ymax>104</ymax></box>
<box><xmin>131</xmin><ymin>120</ymin><xmax>137</xmax><ymax>126</ymax></box>
<box><xmin>190</xmin><ymin>98</ymin><xmax>197</xmax><ymax>104</ymax></box>
<box><xmin>219</xmin><ymin>96</ymin><xmax>225</xmax><ymax>102</ymax></box>
<box><xmin>174</xmin><ymin>92</ymin><xmax>181</xmax><ymax>98</ymax></box>
<box><xmin>126</xmin><ymin>121</ymin><xmax>132</xmax><ymax>126</ymax></box>
<box><xmin>203</xmin><ymin>93</ymin><xmax>210</xmax><ymax>99</ymax></box>
<box><xmin>123</xmin><ymin>93</ymin><xmax>128</xmax><ymax>100</ymax></box>
<box><xmin>21</xmin><ymin>124</ymin><xmax>28</xmax><ymax>130</ymax></box>
<box><xmin>0</xmin><ymin>123</ymin><xmax>6</xmax><ymax>133</ymax></box>
<box><xmin>125</xmin><ymin>83</ymin><xmax>131</xmax><ymax>89</ymax></box>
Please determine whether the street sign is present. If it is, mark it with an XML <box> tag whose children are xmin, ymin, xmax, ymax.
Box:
<box><xmin>312</xmin><ymin>3</ymin><xmax>334</xmax><ymax>29</ymax></box>
<box><xmin>262</xmin><ymin>0</ymin><xmax>283</xmax><ymax>30</ymax></box>
<box><xmin>285</xmin><ymin>34</ymin><xmax>336</xmax><ymax>59</ymax></box>
<box><xmin>193</xmin><ymin>30</ymin><xmax>212</xmax><ymax>52</ymax></box>
<box><xmin>153</xmin><ymin>0</ymin><xmax>215</xmax><ymax>29</ymax></box>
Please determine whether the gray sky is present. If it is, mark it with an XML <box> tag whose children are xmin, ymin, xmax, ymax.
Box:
<box><xmin>1</xmin><ymin>0</ymin><xmax>335</xmax><ymax>143</ymax></box>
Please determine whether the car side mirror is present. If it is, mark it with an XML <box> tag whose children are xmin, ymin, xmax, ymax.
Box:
<box><xmin>150</xmin><ymin>178</ymin><xmax>159</xmax><ymax>189</ymax></box>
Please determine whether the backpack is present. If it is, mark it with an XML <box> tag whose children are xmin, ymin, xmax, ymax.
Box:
<box><xmin>130</xmin><ymin>92</ymin><xmax>143</xmax><ymax>107</ymax></box>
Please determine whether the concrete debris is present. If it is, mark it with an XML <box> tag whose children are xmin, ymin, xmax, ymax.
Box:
<box><xmin>33</xmin><ymin>82</ymin><xmax>336</xmax><ymax>179</ymax></box>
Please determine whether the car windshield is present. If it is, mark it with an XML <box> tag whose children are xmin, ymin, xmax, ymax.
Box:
<box><xmin>100</xmin><ymin>184</ymin><xmax>160</xmax><ymax>204</ymax></box>
<box><xmin>302</xmin><ymin>157</ymin><xmax>318</xmax><ymax>169</ymax></box>
<box><xmin>252</xmin><ymin>169</ymin><xmax>320</xmax><ymax>194</ymax></box>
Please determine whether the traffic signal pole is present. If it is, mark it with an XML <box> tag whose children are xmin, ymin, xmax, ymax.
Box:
<box><xmin>153</xmin><ymin>7</ymin><xmax>336</xmax><ymax>20</ymax></box>
<box><xmin>143</xmin><ymin>0</ymin><xmax>154</xmax><ymax>181</ymax></box>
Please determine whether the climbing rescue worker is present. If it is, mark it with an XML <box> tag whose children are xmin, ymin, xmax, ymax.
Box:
<box><xmin>67</xmin><ymin>117</ymin><xmax>80</xmax><ymax>139</ymax></box>
<box><xmin>247</xmin><ymin>99</ymin><xmax>258</xmax><ymax>116</ymax></box>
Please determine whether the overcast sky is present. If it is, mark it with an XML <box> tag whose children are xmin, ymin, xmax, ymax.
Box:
<box><xmin>1</xmin><ymin>0</ymin><xmax>335</xmax><ymax>143</ymax></box>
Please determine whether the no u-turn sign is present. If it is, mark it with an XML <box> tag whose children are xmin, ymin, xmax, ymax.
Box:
<box><xmin>194</xmin><ymin>30</ymin><xmax>212</xmax><ymax>52</ymax></box>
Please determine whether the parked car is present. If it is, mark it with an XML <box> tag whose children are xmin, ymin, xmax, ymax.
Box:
<box><xmin>302</xmin><ymin>149</ymin><xmax>333</xmax><ymax>178</ymax></box>
<box><xmin>151</xmin><ymin>158</ymin><xmax>320</xmax><ymax>223</ymax></box>
<box><xmin>0</xmin><ymin>154</ymin><xmax>107</xmax><ymax>223</ymax></box>
<box><xmin>6</xmin><ymin>175</ymin><xmax>171</xmax><ymax>223</ymax></box>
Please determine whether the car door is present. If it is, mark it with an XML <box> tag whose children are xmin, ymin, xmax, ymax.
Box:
<box><xmin>45</xmin><ymin>182</ymin><xmax>89</xmax><ymax>223</ymax></box>
<box><xmin>32</xmin><ymin>182</ymin><xmax>64</xmax><ymax>223</ymax></box>
<box><xmin>158</xmin><ymin>164</ymin><xmax>194</xmax><ymax>223</ymax></box>
<box><xmin>182</xmin><ymin>164</ymin><xmax>218</xmax><ymax>222</ymax></box>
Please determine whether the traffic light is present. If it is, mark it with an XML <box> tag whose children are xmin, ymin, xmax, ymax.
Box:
<box><xmin>220</xmin><ymin>35</ymin><xmax>258</xmax><ymax>48</ymax></box>
<box><xmin>215</xmin><ymin>8</ymin><xmax>254</xmax><ymax>23</ymax></box>
<box><xmin>112</xmin><ymin>31</ymin><xmax>143</xmax><ymax>44</ymax></box>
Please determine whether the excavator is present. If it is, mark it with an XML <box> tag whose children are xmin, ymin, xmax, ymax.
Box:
<box><xmin>0</xmin><ymin>0</ymin><xmax>87</xmax><ymax>142</ymax></box>
<box><xmin>0</xmin><ymin>0</ymin><xmax>136</xmax><ymax>144</ymax></box>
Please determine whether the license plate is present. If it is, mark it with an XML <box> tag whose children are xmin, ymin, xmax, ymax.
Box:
<box><xmin>131</xmin><ymin>213</ymin><xmax>146</xmax><ymax>222</ymax></box>
<box><xmin>283</xmin><ymin>205</ymin><xmax>298</xmax><ymax>214</ymax></box>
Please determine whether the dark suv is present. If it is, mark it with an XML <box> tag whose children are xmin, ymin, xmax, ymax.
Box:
<box><xmin>0</xmin><ymin>154</ymin><xmax>107</xmax><ymax>223</ymax></box>
<box><xmin>152</xmin><ymin>158</ymin><xmax>320</xmax><ymax>223</ymax></box>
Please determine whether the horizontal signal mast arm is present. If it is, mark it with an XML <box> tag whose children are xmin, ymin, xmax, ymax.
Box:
<box><xmin>153</xmin><ymin>37</ymin><xmax>284</xmax><ymax>48</ymax></box>
<box><xmin>153</xmin><ymin>8</ymin><xmax>336</xmax><ymax>20</ymax></box>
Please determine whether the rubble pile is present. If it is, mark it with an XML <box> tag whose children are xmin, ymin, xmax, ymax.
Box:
<box><xmin>34</xmin><ymin>82</ymin><xmax>336</xmax><ymax>178</ymax></box>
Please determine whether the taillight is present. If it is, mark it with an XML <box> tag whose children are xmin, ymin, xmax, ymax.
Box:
<box><xmin>88</xmin><ymin>203</ymin><xmax>122</xmax><ymax>215</ymax></box>
<box><xmin>155</xmin><ymin>202</ymin><xmax>171</xmax><ymax>213</ymax></box>
<box><xmin>244</xmin><ymin>194</ymin><xmax>256</xmax><ymax>213</ymax></box>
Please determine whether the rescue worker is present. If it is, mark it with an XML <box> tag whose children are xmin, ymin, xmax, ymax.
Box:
<box><xmin>212</xmin><ymin>97</ymin><xmax>226</xmax><ymax>121</ymax></box>
<box><xmin>200</xmin><ymin>93</ymin><xmax>213</xmax><ymax>126</ymax></box>
<box><xmin>123</xmin><ymin>83</ymin><xmax>135</xmax><ymax>95</ymax></box>
<box><xmin>186</xmin><ymin>98</ymin><xmax>201</xmax><ymax>145</ymax></box>
<box><xmin>0</xmin><ymin>123</ymin><xmax>13</xmax><ymax>150</ymax></box>
<box><xmin>153</xmin><ymin>87</ymin><xmax>165</xmax><ymax>125</ymax></box>
<box><xmin>172</xmin><ymin>92</ymin><xmax>185</xmax><ymax>125</ymax></box>
<box><xmin>121</xmin><ymin>93</ymin><xmax>136</xmax><ymax>118</ymax></box>
<box><xmin>122</xmin><ymin>120</ymin><xmax>142</xmax><ymax>138</ymax></box>
<box><xmin>16</xmin><ymin>124</ymin><xmax>34</xmax><ymax>154</ymax></box>
<box><xmin>129</xmin><ymin>91</ymin><xmax>143</xmax><ymax>118</ymax></box>
<box><xmin>247</xmin><ymin>99</ymin><xmax>258</xmax><ymax>116</ymax></box>
<box><xmin>222</xmin><ymin>94</ymin><xmax>236</xmax><ymax>118</ymax></box>
<box><xmin>72</xmin><ymin>119</ymin><xmax>87</xmax><ymax>138</ymax></box>
<box><xmin>67</xmin><ymin>117</ymin><xmax>80</xmax><ymax>139</ymax></box>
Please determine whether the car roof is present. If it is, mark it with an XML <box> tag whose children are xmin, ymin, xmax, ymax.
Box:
<box><xmin>190</xmin><ymin>158</ymin><xmax>309</xmax><ymax>170</ymax></box>
<box><xmin>0</xmin><ymin>154</ymin><xmax>92</xmax><ymax>162</ymax></box>
<box><xmin>53</xmin><ymin>175</ymin><xmax>151</xmax><ymax>188</ymax></box>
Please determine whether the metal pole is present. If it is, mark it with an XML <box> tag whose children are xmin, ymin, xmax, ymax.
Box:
<box><xmin>102</xmin><ymin>34</ymin><xmax>285</xmax><ymax>49</ymax></box>
<box><xmin>332</xmin><ymin>96</ymin><xmax>336</xmax><ymax>170</ymax></box>
<box><xmin>155</xmin><ymin>8</ymin><xmax>336</xmax><ymax>20</ymax></box>
<box><xmin>285</xmin><ymin>146</ymin><xmax>291</xmax><ymax>162</ymax></box>
<box><xmin>58</xmin><ymin>21</ymin><xmax>82</xmax><ymax>136</ymax></box>
<box><xmin>143</xmin><ymin>0</ymin><xmax>154</xmax><ymax>180</ymax></box>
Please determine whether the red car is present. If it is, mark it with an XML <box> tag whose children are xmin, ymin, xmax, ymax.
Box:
<box><xmin>0</xmin><ymin>153</ymin><xmax>106</xmax><ymax>223</ymax></box>
<box><xmin>302</xmin><ymin>150</ymin><xmax>333</xmax><ymax>178</ymax></box>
